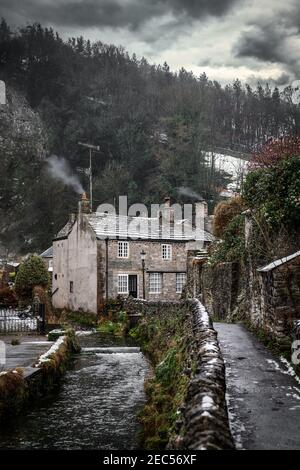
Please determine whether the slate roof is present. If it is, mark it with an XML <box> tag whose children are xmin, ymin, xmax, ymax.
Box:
<box><xmin>40</xmin><ymin>246</ymin><xmax>53</xmax><ymax>258</ymax></box>
<box><xmin>87</xmin><ymin>212</ymin><xmax>214</xmax><ymax>242</ymax></box>
<box><xmin>55</xmin><ymin>220</ymin><xmax>75</xmax><ymax>240</ymax></box>
<box><xmin>257</xmin><ymin>250</ymin><xmax>300</xmax><ymax>273</ymax></box>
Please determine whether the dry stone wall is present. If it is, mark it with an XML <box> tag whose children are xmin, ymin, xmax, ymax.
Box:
<box><xmin>125</xmin><ymin>297</ymin><xmax>234</xmax><ymax>450</ymax></box>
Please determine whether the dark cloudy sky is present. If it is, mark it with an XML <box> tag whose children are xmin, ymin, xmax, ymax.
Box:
<box><xmin>1</xmin><ymin>0</ymin><xmax>300</xmax><ymax>85</ymax></box>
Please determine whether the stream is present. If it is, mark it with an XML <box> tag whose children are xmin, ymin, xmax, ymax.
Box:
<box><xmin>0</xmin><ymin>333</ymin><xmax>150</xmax><ymax>449</ymax></box>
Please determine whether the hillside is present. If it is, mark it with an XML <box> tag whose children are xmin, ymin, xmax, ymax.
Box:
<box><xmin>0</xmin><ymin>19</ymin><xmax>300</xmax><ymax>254</ymax></box>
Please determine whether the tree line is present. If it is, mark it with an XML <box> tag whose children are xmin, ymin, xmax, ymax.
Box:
<box><xmin>0</xmin><ymin>19</ymin><xmax>299</xmax><ymax>254</ymax></box>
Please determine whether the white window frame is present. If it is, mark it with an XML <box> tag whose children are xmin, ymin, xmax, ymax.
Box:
<box><xmin>149</xmin><ymin>273</ymin><xmax>162</xmax><ymax>294</ymax></box>
<box><xmin>118</xmin><ymin>274</ymin><xmax>129</xmax><ymax>294</ymax></box>
<box><xmin>162</xmin><ymin>244</ymin><xmax>172</xmax><ymax>260</ymax></box>
<box><xmin>118</xmin><ymin>241</ymin><xmax>129</xmax><ymax>258</ymax></box>
<box><xmin>176</xmin><ymin>273</ymin><xmax>186</xmax><ymax>294</ymax></box>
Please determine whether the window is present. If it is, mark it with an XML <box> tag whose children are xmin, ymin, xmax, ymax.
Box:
<box><xmin>162</xmin><ymin>244</ymin><xmax>172</xmax><ymax>260</ymax></box>
<box><xmin>49</xmin><ymin>260</ymin><xmax>53</xmax><ymax>268</ymax></box>
<box><xmin>118</xmin><ymin>274</ymin><xmax>128</xmax><ymax>294</ymax></box>
<box><xmin>118</xmin><ymin>241</ymin><xmax>129</xmax><ymax>258</ymax></box>
<box><xmin>70</xmin><ymin>281</ymin><xmax>73</xmax><ymax>293</ymax></box>
<box><xmin>176</xmin><ymin>273</ymin><xmax>186</xmax><ymax>293</ymax></box>
<box><xmin>149</xmin><ymin>273</ymin><xmax>162</xmax><ymax>294</ymax></box>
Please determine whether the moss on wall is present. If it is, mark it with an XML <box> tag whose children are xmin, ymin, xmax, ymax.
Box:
<box><xmin>131</xmin><ymin>303</ymin><xmax>194</xmax><ymax>449</ymax></box>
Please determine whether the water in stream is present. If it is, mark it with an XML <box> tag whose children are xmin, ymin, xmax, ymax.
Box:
<box><xmin>0</xmin><ymin>333</ymin><xmax>150</xmax><ymax>449</ymax></box>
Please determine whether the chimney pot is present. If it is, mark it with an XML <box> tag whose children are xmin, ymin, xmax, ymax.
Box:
<box><xmin>164</xmin><ymin>196</ymin><xmax>171</xmax><ymax>207</ymax></box>
<box><xmin>79</xmin><ymin>192</ymin><xmax>91</xmax><ymax>214</ymax></box>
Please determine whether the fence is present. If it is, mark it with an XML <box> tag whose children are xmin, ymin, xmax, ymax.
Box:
<box><xmin>0</xmin><ymin>309</ymin><xmax>39</xmax><ymax>334</ymax></box>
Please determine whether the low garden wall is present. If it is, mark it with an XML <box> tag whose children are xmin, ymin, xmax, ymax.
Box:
<box><xmin>124</xmin><ymin>297</ymin><xmax>234</xmax><ymax>450</ymax></box>
<box><xmin>0</xmin><ymin>332</ymin><xmax>80</xmax><ymax>423</ymax></box>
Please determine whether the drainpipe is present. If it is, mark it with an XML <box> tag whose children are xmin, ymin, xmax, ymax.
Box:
<box><xmin>105</xmin><ymin>238</ymin><xmax>109</xmax><ymax>299</ymax></box>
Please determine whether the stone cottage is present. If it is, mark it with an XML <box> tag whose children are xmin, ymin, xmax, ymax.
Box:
<box><xmin>52</xmin><ymin>194</ymin><xmax>214</xmax><ymax>313</ymax></box>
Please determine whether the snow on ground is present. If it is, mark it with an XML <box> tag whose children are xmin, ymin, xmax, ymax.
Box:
<box><xmin>266</xmin><ymin>357</ymin><xmax>300</xmax><ymax>386</ymax></box>
<box><xmin>35</xmin><ymin>336</ymin><xmax>66</xmax><ymax>366</ymax></box>
<box><xmin>75</xmin><ymin>329</ymin><xmax>97</xmax><ymax>336</ymax></box>
<box><xmin>206</xmin><ymin>152</ymin><xmax>248</xmax><ymax>179</ymax></box>
<box><xmin>205</xmin><ymin>152</ymin><xmax>248</xmax><ymax>194</ymax></box>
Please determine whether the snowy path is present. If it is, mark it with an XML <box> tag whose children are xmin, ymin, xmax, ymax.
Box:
<box><xmin>215</xmin><ymin>322</ymin><xmax>300</xmax><ymax>450</ymax></box>
<box><xmin>0</xmin><ymin>337</ymin><xmax>51</xmax><ymax>370</ymax></box>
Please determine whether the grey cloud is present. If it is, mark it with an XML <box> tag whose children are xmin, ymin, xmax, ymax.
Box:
<box><xmin>246</xmin><ymin>72</ymin><xmax>292</xmax><ymax>88</ymax></box>
<box><xmin>274</xmin><ymin>73</ymin><xmax>291</xmax><ymax>86</ymax></box>
<box><xmin>233</xmin><ymin>26</ymin><xmax>285</xmax><ymax>63</ymax></box>
<box><xmin>0</xmin><ymin>0</ymin><xmax>240</xmax><ymax>31</ymax></box>
<box><xmin>233</xmin><ymin>16</ymin><xmax>300</xmax><ymax>79</ymax></box>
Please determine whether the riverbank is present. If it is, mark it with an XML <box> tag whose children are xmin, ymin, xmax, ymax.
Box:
<box><xmin>126</xmin><ymin>298</ymin><xmax>234</xmax><ymax>450</ymax></box>
<box><xmin>0</xmin><ymin>332</ymin><xmax>149</xmax><ymax>449</ymax></box>
<box><xmin>0</xmin><ymin>331</ymin><xmax>80</xmax><ymax>423</ymax></box>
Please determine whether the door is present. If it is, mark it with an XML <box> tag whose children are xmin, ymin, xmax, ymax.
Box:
<box><xmin>129</xmin><ymin>275</ymin><xmax>138</xmax><ymax>298</ymax></box>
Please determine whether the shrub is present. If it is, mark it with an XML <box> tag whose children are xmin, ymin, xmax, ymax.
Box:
<box><xmin>15</xmin><ymin>255</ymin><xmax>49</xmax><ymax>302</ymax></box>
<box><xmin>99</xmin><ymin>297</ymin><xmax>124</xmax><ymax>319</ymax></box>
<box><xmin>0</xmin><ymin>287</ymin><xmax>18</xmax><ymax>308</ymax></box>
<box><xmin>243</xmin><ymin>155</ymin><xmax>300</xmax><ymax>230</ymax></box>
<box><xmin>11</xmin><ymin>338</ymin><xmax>20</xmax><ymax>346</ymax></box>
<box><xmin>209</xmin><ymin>214</ymin><xmax>246</xmax><ymax>265</ymax></box>
<box><xmin>213</xmin><ymin>196</ymin><xmax>245</xmax><ymax>238</ymax></box>
<box><xmin>250</xmin><ymin>136</ymin><xmax>300</xmax><ymax>169</ymax></box>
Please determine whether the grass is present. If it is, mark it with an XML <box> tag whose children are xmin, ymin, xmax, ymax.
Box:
<box><xmin>61</xmin><ymin>310</ymin><xmax>98</xmax><ymax>328</ymax></box>
<box><xmin>131</xmin><ymin>305</ymin><xmax>194</xmax><ymax>449</ymax></box>
<box><xmin>96</xmin><ymin>312</ymin><xmax>129</xmax><ymax>336</ymax></box>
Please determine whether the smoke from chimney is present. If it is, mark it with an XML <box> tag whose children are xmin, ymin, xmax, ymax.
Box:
<box><xmin>177</xmin><ymin>186</ymin><xmax>203</xmax><ymax>200</ymax></box>
<box><xmin>46</xmin><ymin>155</ymin><xmax>84</xmax><ymax>194</ymax></box>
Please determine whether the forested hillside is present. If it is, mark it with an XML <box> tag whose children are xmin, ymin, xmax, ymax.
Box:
<box><xmin>0</xmin><ymin>19</ymin><xmax>299</xmax><ymax>254</ymax></box>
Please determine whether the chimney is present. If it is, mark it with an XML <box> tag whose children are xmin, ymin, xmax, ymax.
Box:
<box><xmin>159</xmin><ymin>196</ymin><xmax>174</xmax><ymax>237</ymax></box>
<box><xmin>78</xmin><ymin>192</ymin><xmax>91</xmax><ymax>215</ymax></box>
<box><xmin>194</xmin><ymin>200</ymin><xmax>208</xmax><ymax>230</ymax></box>
<box><xmin>164</xmin><ymin>196</ymin><xmax>171</xmax><ymax>207</ymax></box>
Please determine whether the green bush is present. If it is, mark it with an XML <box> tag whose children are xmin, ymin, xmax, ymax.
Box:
<box><xmin>15</xmin><ymin>255</ymin><xmax>49</xmax><ymax>302</ymax></box>
<box><xmin>209</xmin><ymin>214</ymin><xmax>246</xmax><ymax>265</ymax></box>
<box><xmin>243</xmin><ymin>155</ymin><xmax>300</xmax><ymax>230</ymax></box>
<box><xmin>64</xmin><ymin>310</ymin><xmax>97</xmax><ymax>328</ymax></box>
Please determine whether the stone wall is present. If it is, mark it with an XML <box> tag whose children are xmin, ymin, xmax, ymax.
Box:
<box><xmin>201</xmin><ymin>262</ymin><xmax>240</xmax><ymax>319</ymax></box>
<box><xmin>179</xmin><ymin>300</ymin><xmax>234</xmax><ymax>449</ymax></box>
<box><xmin>256</xmin><ymin>256</ymin><xmax>300</xmax><ymax>345</ymax></box>
<box><xmin>104</xmin><ymin>239</ymin><xmax>187</xmax><ymax>301</ymax></box>
<box><xmin>0</xmin><ymin>333</ymin><xmax>79</xmax><ymax>423</ymax></box>
<box><xmin>125</xmin><ymin>297</ymin><xmax>234</xmax><ymax>450</ymax></box>
<box><xmin>198</xmin><ymin>251</ymin><xmax>300</xmax><ymax>344</ymax></box>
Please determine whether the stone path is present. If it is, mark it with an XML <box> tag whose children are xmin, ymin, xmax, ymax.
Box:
<box><xmin>0</xmin><ymin>336</ymin><xmax>51</xmax><ymax>371</ymax></box>
<box><xmin>215</xmin><ymin>322</ymin><xmax>300</xmax><ymax>450</ymax></box>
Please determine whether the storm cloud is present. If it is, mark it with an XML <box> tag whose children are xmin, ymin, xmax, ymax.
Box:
<box><xmin>0</xmin><ymin>0</ymin><xmax>298</xmax><ymax>85</ymax></box>
<box><xmin>0</xmin><ymin>0</ymin><xmax>239</xmax><ymax>30</ymax></box>
<box><xmin>232</xmin><ymin>1</ymin><xmax>300</xmax><ymax>79</ymax></box>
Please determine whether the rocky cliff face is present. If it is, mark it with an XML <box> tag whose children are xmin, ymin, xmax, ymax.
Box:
<box><xmin>0</xmin><ymin>86</ymin><xmax>46</xmax><ymax>157</ymax></box>
<box><xmin>0</xmin><ymin>86</ymin><xmax>47</xmax><ymax>254</ymax></box>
